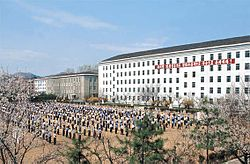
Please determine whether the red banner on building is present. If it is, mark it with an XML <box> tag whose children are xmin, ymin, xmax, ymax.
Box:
<box><xmin>155</xmin><ymin>58</ymin><xmax>235</xmax><ymax>69</ymax></box>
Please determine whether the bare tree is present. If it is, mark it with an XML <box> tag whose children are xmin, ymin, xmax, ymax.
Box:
<box><xmin>216</xmin><ymin>81</ymin><xmax>250</xmax><ymax>164</ymax></box>
<box><xmin>77</xmin><ymin>64</ymin><xmax>98</xmax><ymax>73</ymax></box>
<box><xmin>0</xmin><ymin>74</ymin><xmax>42</xmax><ymax>164</ymax></box>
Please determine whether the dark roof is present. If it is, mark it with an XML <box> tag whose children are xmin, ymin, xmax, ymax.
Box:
<box><xmin>45</xmin><ymin>71</ymin><xmax>98</xmax><ymax>78</ymax></box>
<box><xmin>101</xmin><ymin>35</ymin><xmax>250</xmax><ymax>63</ymax></box>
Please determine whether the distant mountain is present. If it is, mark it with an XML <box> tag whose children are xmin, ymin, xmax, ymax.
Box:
<box><xmin>14</xmin><ymin>72</ymin><xmax>40</xmax><ymax>79</ymax></box>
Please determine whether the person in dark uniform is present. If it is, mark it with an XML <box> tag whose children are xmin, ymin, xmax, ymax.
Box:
<box><xmin>53</xmin><ymin>133</ymin><xmax>56</xmax><ymax>145</ymax></box>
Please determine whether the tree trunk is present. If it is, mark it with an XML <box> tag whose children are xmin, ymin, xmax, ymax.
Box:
<box><xmin>0</xmin><ymin>149</ymin><xmax>6</xmax><ymax>164</ymax></box>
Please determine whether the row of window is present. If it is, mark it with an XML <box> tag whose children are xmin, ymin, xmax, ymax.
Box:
<box><xmin>103</xmin><ymin>75</ymin><xmax>250</xmax><ymax>85</ymax></box>
<box><xmin>103</xmin><ymin>50</ymin><xmax>250</xmax><ymax>71</ymax></box>
<box><xmin>103</xmin><ymin>63</ymin><xmax>250</xmax><ymax>78</ymax></box>
<box><xmin>103</xmin><ymin>86</ymin><xmax>249</xmax><ymax>94</ymax></box>
<box><xmin>104</xmin><ymin>87</ymin><xmax>250</xmax><ymax>100</ymax></box>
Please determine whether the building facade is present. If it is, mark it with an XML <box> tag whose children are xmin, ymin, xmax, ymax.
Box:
<box><xmin>34</xmin><ymin>78</ymin><xmax>47</xmax><ymax>93</ymax></box>
<box><xmin>98</xmin><ymin>36</ymin><xmax>250</xmax><ymax>105</ymax></box>
<box><xmin>46</xmin><ymin>72</ymin><xmax>98</xmax><ymax>99</ymax></box>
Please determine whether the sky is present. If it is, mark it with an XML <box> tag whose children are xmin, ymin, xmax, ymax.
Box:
<box><xmin>0</xmin><ymin>0</ymin><xmax>250</xmax><ymax>76</ymax></box>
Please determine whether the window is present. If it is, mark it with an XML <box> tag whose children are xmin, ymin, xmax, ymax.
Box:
<box><xmin>164</xmin><ymin>78</ymin><xmax>167</xmax><ymax>83</ymax></box>
<box><xmin>157</xmin><ymin>60</ymin><xmax>160</xmax><ymax>65</ymax></box>
<box><xmin>176</xmin><ymin>78</ymin><xmax>179</xmax><ymax>83</ymax></box>
<box><xmin>201</xmin><ymin>66</ymin><xmax>204</xmax><ymax>72</ymax></box>
<box><xmin>169</xmin><ymin>69</ymin><xmax>172</xmax><ymax>74</ymax></box>
<box><xmin>142</xmin><ymin>62</ymin><xmax>145</xmax><ymax>67</ymax></box>
<box><xmin>152</xmin><ymin>70</ymin><xmax>155</xmax><ymax>75</ymax></box>
<box><xmin>227</xmin><ymin>52</ymin><xmax>231</xmax><ymax>59</ymax></box>
<box><xmin>164</xmin><ymin>69</ymin><xmax>167</xmax><ymax>74</ymax></box>
<box><xmin>210</xmin><ymin>76</ymin><xmax>213</xmax><ymax>82</ymax></box>
<box><xmin>210</xmin><ymin>87</ymin><xmax>213</xmax><ymax>94</ymax></box>
<box><xmin>218</xmin><ymin>65</ymin><xmax>222</xmax><ymax>71</ymax></box>
<box><xmin>147</xmin><ymin>61</ymin><xmax>150</xmax><ymax>66</ymax></box>
<box><xmin>201</xmin><ymin>93</ymin><xmax>204</xmax><ymax>98</ymax></box>
<box><xmin>226</xmin><ymin>87</ymin><xmax>230</xmax><ymax>94</ymax></box>
<box><xmin>152</xmin><ymin>78</ymin><xmax>155</xmax><ymax>84</ymax></box>
<box><xmin>192</xmin><ymin>82</ymin><xmax>195</xmax><ymax>88</ymax></box>
<box><xmin>176</xmin><ymin>87</ymin><xmax>179</xmax><ymax>90</ymax></box>
<box><xmin>147</xmin><ymin>79</ymin><xmax>150</xmax><ymax>83</ymax></box>
<box><xmin>169</xmin><ymin>78</ymin><xmax>172</xmax><ymax>83</ymax></box>
<box><xmin>201</xmin><ymin>87</ymin><xmax>204</xmax><ymax>90</ymax></box>
<box><xmin>133</xmin><ymin>63</ymin><xmax>136</xmax><ymax>67</ymax></box>
<box><xmin>158</xmin><ymin>69</ymin><xmax>160</xmax><ymax>74</ymax></box>
<box><xmin>184</xmin><ymin>82</ymin><xmax>187</xmax><ymax>88</ymax></box>
<box><xmin>217</xmin><ymin>76</ymin><xmax>221</xmax><ymax>82</ymax></box>
<box><xmin>236</xmin><ymin>64</ymin><xmax>240</xmax><ymax>70</ymax></box>
<box><xmin>169</xmin><ymin>59</ymin><xmax>172</xmax><ymax>64</ymax></box>
<box><xmin>133</xmin><ymin>71</ymin><xmax>136</xmax><ymax>76</ymax></box>
<box><xmin>227</xmin><ymin>64</ymin><xmax>231</xmax><ymax>71</ymax></box>
<box><xmin>201</xmin><ymin>76</ymin><xmax>204</xmax><ymax>83</ymax></box>
<box><xmin>138</xmin><ymin>79</ymin><xmax>140</xmax><ymax>84</ymax></box>
<box><xmin>147</xmin><ymin>70</ymin><xmax>150</xmax><ymax>75</ymax></box>
<box><xmin>245</xmin><ymin>88</ymin><xmax>249</xmax><ymax>94</ymax></box>
<box><xmin>138</xmin><ymin>71</ymin><xmax>140</xmax><ymax>76</ymax></box>
<box><xmin>164</xmin><ymin>59</ymin><xmax>166</xmax><ymax>64</ymax></box>
<box><xmin>157</xmin><ymin>78</ymin><xmax>160</xmax><ymax>83</ymax></box>
<box><xmin>192</xmin><ymin>56</ymin><xmax>196</xmax><ymax>62</ymax></box>
<box><xmin>192</xmin><ymin>71</ymin><xmax>196</xmax><ymax>77</ymax></box>
<box><xmin>184</xmin><ymin>57</ymin><xmax>188</xmax><ymax>62</ymax></box>
<box><xmin>184</xmin><ymin>72</ymin><xmax>187</xmax><ymax>78</ymax></box>
<box><xmin>184</xmin><ymin>92</ymin><xmax>187</xmax><ymax>96</ymax></box>
<box><xmin>210</xmin><ymin>54</ymin><xmax>214</xmax><ymax>60</ymax></box>
<box><xmin>227</xmin><ymin>76</ymin><xmax>231</xmax><ymax>82</ymax></box>
<box><xmin>217</xmin><ymin>87</ymin><xmax>221</xmax><ymax>94</ymax></box>
<box><xmin>236</xmin><ymin>75</ymin><xmax>240</xmax><ymax>82</ymax></box>
<box><xmin>245</xmin><ymin>50</ymin><xmax>250</xmax><ymax>57</ymax></box>
<box><xmin>169</xmin><ymin>87</ymin><xmax>172</xmax><ymax>93</ymax></box>
<box><xmin>142</xmin><ymin>79</ymin><xmax>145</xmax><ymax>84</ymax></box>
<box><xmin>129</xmin><ymin>71</ymin><xmax>131</xmax><ymax>76</ymax></box>
<box><xmin>164</xmin><ymin>87</ymin><xmax>166</xmax><ymax>93</ymax></box>
<box><xmin>235</xmin><ymin>87</ymin><xmax>240</xmax><ymax>94</ymax></box>
<box><xmin>210</xmin><ymin>65</ymin><xmax>213</xmax><ymax>71</ymax></box>
<box><xmin>177</xmin><ymin>68</ymin><xmax>179</xmax><ymax>73</ymax></box>
<box><xmin>245</xmin><ymin>75</ymin><xmax>250</xmax><ymax>82</ymax></box>
<box><xmin>236</xmin><ymin>51</ymin><xmax>240</xmax><ymax>58</ymax></box>
<box><xmin>152</xmin><ymin>61</ymin><xmax>155</xmax><ymax>65</ymax></box>
<box><xmin>245</xmin><ymin>63</ymin><xmax>250</xmax><ymax>70</ymax></box>
<box><xmin>201</xmin><ymin>55</ymin><xmax>204</xmax><ymax>61</ymax></box>
<box><xmin>218</xmin><ymin>53</ymin><xmax>222</xmax><ymax>60</ymax></box>
<box><xmin>142</xmin><ymin>70</ymin><xmax>145</xmax><ymax>75</ymax></box>
<box><xmin>176</xmin><ymin>58</ymin><xmax>179</xmax><ymax>63</ymax></box>
<box><xmin>176</xmin><ymin>92</ymin><xmax>179</xmax><ymax>98</ymax></box>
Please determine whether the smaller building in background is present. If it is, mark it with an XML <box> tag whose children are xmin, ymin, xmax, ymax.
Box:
<box><xmin>45</xmin><ymin>72</ymin><xmax>98</xmax><ymax>100</ymax></box>
<box><xmin>34</xmin><ymin>78</ymin><xmax>47</xmax><ymax>93</ymax></box>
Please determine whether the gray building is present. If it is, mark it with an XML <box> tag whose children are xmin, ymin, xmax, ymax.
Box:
<box><xmin>46</xmin><ymin>72</ymin><xmax>98</xmax><ymax>99</ymax></box>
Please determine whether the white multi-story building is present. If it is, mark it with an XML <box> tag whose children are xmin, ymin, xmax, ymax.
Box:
<box><xmin>98</xmin><ymin>36</ymin><xmax>250</xmax><ymax>105</ymax></box>
<box><xmin>34</xmin><ymin>78</ymin><xmax>47</xmax><ymax>93</ymax></box>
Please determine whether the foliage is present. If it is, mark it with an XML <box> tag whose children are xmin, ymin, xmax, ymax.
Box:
<box><xmin>65</xmin><ymin>139</ymin><xmax>90</xmax><ymax>164</ymax></box>
<box><xmin>190</xmin><ymin>106</ymin><xmax>230</xmax><ymax>163</ymax></box>
<box><xmin>30</xmin><ymin>93</ymin><xmax>57</xmax><ymax>102</ymax></box>
<box><xmin>112</xmin><ymin>114</ymin><xmax>173</xmax><ymax>164</ymax></box>
<box><xmin>182</xmin><ymin>98</ymin><xmax>194</xmax><ymax>109</ymax></box>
